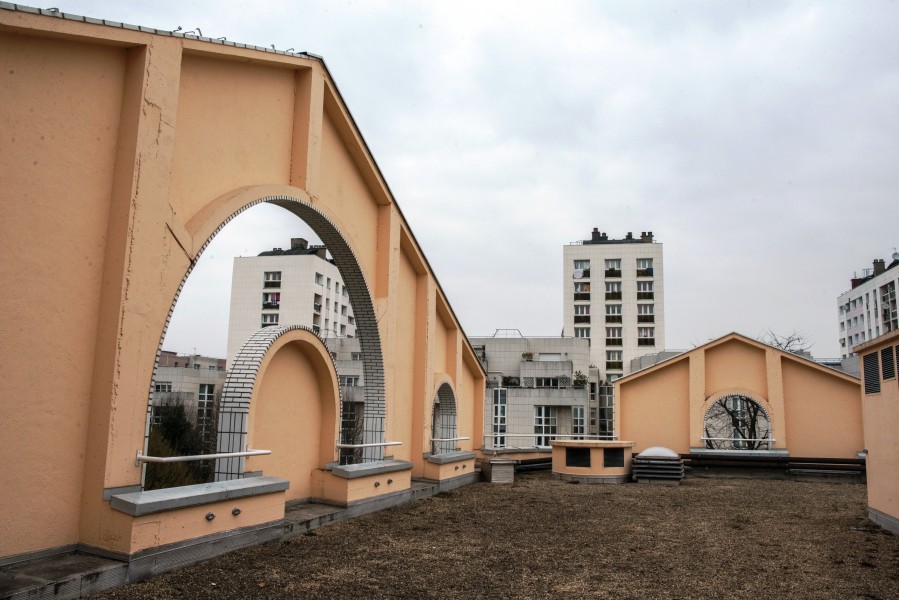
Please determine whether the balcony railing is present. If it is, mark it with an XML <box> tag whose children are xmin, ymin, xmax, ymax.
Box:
<box><xmin>637</xmin><ymin>314</ymin><xmax>654</xmax><ymax>323</ymax></box>
<box><xmin>574</xmin><ymin>315</ymin><xmax>591</xmax><ymax>324</ymax></box>
<box><xmin>573</xmin><ymin>268</ymin><xmax>591</xmax><ymax>278</ymax></box>
<box><xmin>604</xmin><ymin>268</ymin><xmax>621</xmax><ymax>278</ymax></box>
<box><xmin>637</xmin><ymin>292</ymin><xmax>654</xmax><ymax>300</ymax></box>
<box><xmin>605</xmin><ymin>315</ymin><xmax>622</xmax><ymax>323</ymax></box>
<box><xmin>482</xmin><ymin>433</ymin><xmax>616</xmax><ymax>451</ymax></box>
<box><xmin>637</xmin><ymin>268</ymin><xmax>654</xmax><ymax>277</ymax></box>
<box><xmin>574</xmin><ymin>292</ymin><xmax>591</xmax><ymax>301</ymax></box>
<box><xmin>313</xmin><ymin>303</ymin><xmax>322</xmax><ymax>313</ymax></box>
<box><xmin>605</xmin><ymin>292</ymin><xmax>622</xmax><ymax>300</ymax></box>
<box><xmin>605</xmin><ymin>361</ymin><xmax>623</xmax><ymax>370</ymax></box>
<box><xmin>262</xmin><ymin>301</ymin><xmax>279</xmax><ymax>309</ymax></box>
<box><xmin>263</xmin><ymin>280</ymin><xmax>281</xmax><ymax>288</ymax></box>
<box><xmin>638</xmin><ymin>338</ymin><xmax>655</xmax><ymax>346</ymax></box>
<box><xmin>606</xmin><ymin>338</ymin><xmax>622</xmax><ymax>346</ymax></box>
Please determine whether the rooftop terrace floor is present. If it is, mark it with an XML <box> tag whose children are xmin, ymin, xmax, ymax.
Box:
<box><xmin>95</xmin><ymin>472</ymin><xmax>898</xmax><ymax>599</ymax></box>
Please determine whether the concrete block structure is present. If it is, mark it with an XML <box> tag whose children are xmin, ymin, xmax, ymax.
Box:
<box><xmin>469</xmin><ymin>332</ymin><xmax>614</xmax><ymax>461</ymax></box>
<box><xmin>838</xmin><ymin>251</ymin><xmax>899</xmax><ymax>358</ymax></box>
<box><xmin>615</xmin><ymin>333</ymin><xmax>863</xmax><ymax>464</ymax></box>
<box><xmin>0</xmin><ymin>5</ymin><xmax>484</xmax><ymax>583</ymax></box>
<box><xmin>563</xmin><ymin>228</ymin><xmax>665</xmax><ymax>381</ymax></box>
<box><xmin>855</xmin><ymin>329</ymin><xmax>899</xmax><ymax>534</ymax></box>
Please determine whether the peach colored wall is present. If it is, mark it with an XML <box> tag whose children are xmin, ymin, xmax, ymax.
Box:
<box><xmin>0</xmin><ymin>10</ymin><xmax>485</xmax><ymax>562</ymax></box>
<box><xmin>618</xmin><ymin>359</ymin><xmax>691</xmax><ymax>453</ymax></box>
<box><xmin>781</xmin><ymin>359</ymin><xmax>863</xmax><ymax>458</ymax></box>
<box><xmin>551</xmin><ymin>441</ymin><xmax>635</xmax><ymax>478</ymax></box>
<box><xmin>858</xmin><ymin>337</ymin><xmax>899</xmax><ymax>527</ymax></box>
<box><xmin>129</xmin><ymin>492</ymin><xmax>285</xmax><ymax>554</ymax></box>
<box><xmin>388</xmin><ymin>248</ymin><xmax>418</xmax><ymax>463</ymax></box>
<box><xmin>617</xmin><ymin>335</ymin><xmax>862</xmax><ymax>459</ymax></box>
<box><xmin>422</xmin><ymin>458</ymin><xmax>475</xmax><ymax>481</ymax></box>
<box><xmin>244</xmin><ymin>337</ymin><xmax>339</xmax><ymax>501</ymax></box>
<box><xmin>320</xmin><ymin>470</ymin><xmax>412</xmax><ymax>505</ymax></box>
<box><xmin>0</xmin><ymin>31</ymin><xmax>126</xmax><ymax>556</ymax></box>
<box><xmin>319</xmin><ymin>109</ymin><xmax>380</xmax><ymax>281</ymax></box>
<box><xmin>705</xmin><ymin>340</ymin><xmax>767</xmax><ymax>398</ymax></box>
<box><xmin>169</xmin><ymin>54</ymin><xmax>295</xmax><ymax>219</ymax></box>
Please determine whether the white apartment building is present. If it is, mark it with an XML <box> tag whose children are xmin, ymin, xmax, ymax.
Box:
<box><xmin>151</xmin><ymin>351</ymin><xmax>227</xmax><ymax>431</ymax></box>
<box><xmin>562</xmin><ymin>228</ymin><xmax>665</xmax><ymax>380</ymax></box>
<box><xmin>838</xmin><ymin>252</ymin><xmax>899</xmax><ymax>358</ymax></box>
<box><xmin>226</xmin><ymin>238</ymin><xmax>356</xmax><ymax>367</ymax></box>
<box><xmin>469</xmin><ymin>331</ymin><xmax>615</xmax><ymax>452</ymax></box>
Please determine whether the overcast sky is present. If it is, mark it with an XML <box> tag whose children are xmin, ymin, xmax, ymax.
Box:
<box><xmin>57</xmin><ymin>1</ymin><xmax>899</xmax><ymax>358</ymax></box>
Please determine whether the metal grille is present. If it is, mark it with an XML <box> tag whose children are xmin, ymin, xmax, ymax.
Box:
<box><xmin>881</xmin><ymin>346</ymin><xmax>896</xmax><ymax>380</ymax></box>
<box><xmin>863</xmin><ymin>352</ymin><xmax>881</xmax><ymax>395</ymax></box>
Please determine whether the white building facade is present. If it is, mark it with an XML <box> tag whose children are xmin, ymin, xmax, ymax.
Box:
<box><xmin>838</xmin><ymin>253</ymin><xmax>899</xmax><ymax>359</ymax></box>
<box><xmin>562</xmin><ymin>229</ymin><xmax>665</xmax><ymax>381</ymax></box>
<box><xmin>226</xmin><ymin>238</ymin><xmax>356</xmax><ymax>367</ymax></box>
<box><xmin>469</xmin><ymin>332</ymin><xmax>614</xmax><ymax>452</ymax></box>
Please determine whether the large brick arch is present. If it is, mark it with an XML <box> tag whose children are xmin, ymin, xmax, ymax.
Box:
<box><xmin>150</xmin><ymin>194</ymin><xmax>387</xmax><ymax>468</ymax></box>
<box><xmin>431</xmin><ymin>380</ymin><xmax>458</xmax><ymax>455</ymax></box>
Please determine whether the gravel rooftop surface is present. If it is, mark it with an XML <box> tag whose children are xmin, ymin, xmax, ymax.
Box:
<box><xmin>95</xmin><ymin>472</ymin><xmax>899</xmax><ymax>599</ymax></box>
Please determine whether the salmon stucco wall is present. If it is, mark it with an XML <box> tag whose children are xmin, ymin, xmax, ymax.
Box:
<box><xmin>0</xmin><ymin>9</ymin><xmax>485</xmax><ymax>563</ymax></box>
<box><xmin>616</xmin><ymin>334</ymin><xmax>861</xmax><ymax>459</ymax></box>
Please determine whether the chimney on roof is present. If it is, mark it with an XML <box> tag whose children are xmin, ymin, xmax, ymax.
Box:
<box><xmin>625</xmin><ymin>231</ymin><xmax>633</xmax><ymax>240</ymax></box>
<box><xmin>291</xmin><ymin>237</ymin><xmax>308</xmax><ymax>250</ymax></box>
<box><xmin>641</xmin><ymin>231</ymin><xmax>653</xmax><ymax>242</ymax></box>
<box><xmin>591</xmin><ymin>227</ymin><xmax>601</xmax><ymax>242</ymax></box>
<box><xmin>873</xmin><ymin>258</ymin><xmax>886</xmax><ymax>275</ymax></box>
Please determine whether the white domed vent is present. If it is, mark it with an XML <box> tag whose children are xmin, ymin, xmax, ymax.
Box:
<box><xmin>632</xmin><ymin>446</ymin><xmax>684</xmax><ymax>484</ymax></box>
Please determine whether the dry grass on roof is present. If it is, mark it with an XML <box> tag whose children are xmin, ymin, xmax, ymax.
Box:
<box><xmin>97</xmin><ymin>472</ymin><xmax>899</xmax><ymax>599</ymax></box>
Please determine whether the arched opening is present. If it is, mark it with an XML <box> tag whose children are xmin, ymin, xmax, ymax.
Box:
<box><xmin>703</xmin><ymin>394</ymin><xmax>772</xmax><ymax>450</ymax></box>
<box><xmin>431</xmin><ymin>382</ymin><xmax>458</xmax><ymax>455</ymax></box>
<box><xmin>145</xmin><ymin>194</ymin><xmax>387</xmax><ymax>489</ymax></box>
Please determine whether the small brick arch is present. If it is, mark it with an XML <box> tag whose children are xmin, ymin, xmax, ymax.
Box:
<box><xmin>149</xmin><ymin>194</ymin><xmax>387</xmax><ymax>470</ymax></box>
<box><xmin>214</xmin><ymin>324</ymin><xmax>338</xmax><ymax>480</ymax></box>
<box><xmin>431</xmin><ymin>381</ymin><xmax>458</xmax><ymax>455</ymax></box>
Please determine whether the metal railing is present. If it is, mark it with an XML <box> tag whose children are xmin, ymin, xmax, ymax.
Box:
<box><xmin>335</xmin><ymin>441</ymin><xmax>402</xmax><ymax>449</ymax></box>
<box><xmin>482</xmin><ymin>433</ymin><xmax>616</xmax><ymax>451</ymax></box>
<box><xmin>136</xmin><ymin>448</ymin><xmax>271</xmax><ymax>466</ymax></box>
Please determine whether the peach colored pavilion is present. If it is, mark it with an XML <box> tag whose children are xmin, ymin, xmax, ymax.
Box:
<box><xmin>0</xmin><ymin>5</ymin><xmax>484</xmax><ymax>574</ymax></box>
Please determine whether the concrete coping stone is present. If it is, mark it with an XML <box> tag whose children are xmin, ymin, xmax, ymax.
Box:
<box><xmin>551</xmin><ymin>440</ymin><xmax>635</xmax><ymax>448</ymax></box>
<box><xmin>425</xmin><ymin>451</ymin><xmax>476</xmax><ymax>465</ymax></box>
<box><xmin>328</xmin><ymin>459</ymin><xmax>413</xmax><ymax>480</ymax></box>
<box><xmin>109</xmin><ymin>476</ymin><xmax>289</xmax><ymax>516</ymax></box>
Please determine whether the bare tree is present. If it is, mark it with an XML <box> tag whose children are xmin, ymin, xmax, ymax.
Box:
<box><xmin>759</xmin><ymin>329</ymin><xmax>813</xmax><ymax>355</ymax></box>
<box><xmin>704</xmin><ymin>395</ymin><xmax>771</xmax><ymax>450</ymax></box>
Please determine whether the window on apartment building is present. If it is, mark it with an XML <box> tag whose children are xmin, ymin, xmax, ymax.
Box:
<box><xmin>598</xmin><ymin>383</ymin><xmax>614</xmax><ymax>438</ymax></box>
<box><xmin>208</xmin><ymin>365</ymin><xmax>216</xmax><ymax>370</ymax></box>
<box><xmin>535</xmin><ymin>377</ymin><xmax>560</xmax><ymax>388</ymax></box>
<box><xmin>262</xmin><ymin>292</ymin><xmax>280</xmax><ymax>308</ymax></box>
<box><xmin>351</xmin><ymin>352</ymin><xmax>363</xmax><ymax>361</ymax></box>
<box><xmin>882</xmin><ymin>347</ymin><xmax>896</xmax><ymax>381</ymax></box>
<box><xmin>574</xmin><ymin>305</ymin><xmax>590</xmax><ymax>315</ymax></box>
<box><xmin>638</xmin><ymin>304</ymin><xmax>654</xmax><ymax>315</ymax></box>
<box><xmin>574</xmin><ymin>327</ymin><xmax>590</xmax><ymax>338</ymax></box>
<box><xmin>572</xmin><ymin>405</ymin><xmax>585</xmax><ymax>439</ymax></box>
<box><xmin>639</xmin><ymin>327</ymin><xmax>654</xmax><ymax>338</ymax></box>
<box><xmin>315</xmin><ymin>272</ymin><xmax>323</xmax><ymax>285</ymax></box>
<box><xmin>342</xmin><ymin>287</ymin><xmax>349</xmax><ymax>298</ymax></box>
<box><xmin>606</xmin><ymin>281</ymin><xmax>621</xmax><ymax>292</ymax></box>
<box><xmin>340</xmin><ymin>375</ymin><xmax>360</xmax><ymax>387</ymax></box>
<box><xmin>193</xmin><ymin>364</ymin><xmax>200</xmax><ymax>370</ymax></box>
<box><xmin>492</xmin><ymin>388</ymin><xmax>507</xmax><ymax>448</ymax></box>
<box><xmin>534</xmin><ymin>406</ymin><xmax>557</xmax><ymax>446</ymax></box>
<box><xmin>154</xmin><ymin>381</ymin><xmax>172</xmax><ymax>393</ymax></box>
<box><xmin>636</xmin><ymin>258</ymin><xmax>653</xmax><ymax>270</ymax></box>
<box><xmin>198</xmin><ymin>384</ymin><xmax>215</xmax><ymax>424</ymax></box>
<box><xmin>348</xmin><ymin>316</ymin><xmax>355</xmax><ymax>325</ymax></box>
<box><xmin>605</xmin><ymin>259</ymin><xmax>621</xmax><ymax>270</ymax></box>
<box><xmin>341</xmin><ymin>305</ymin><xmax>348</xmax><ymax>316</ymax></box>
<box><xmin>590</xmin><ymin>407</ymin><xmax>597</xmax><ymax>427</ymax></box>
<box><xmin>574</xmin><ymin>282</ymin><xmax>590</xmax><ymax>293</ymax></box>
<box><xmin>606</xmin><ymin>304</ymin><xmax>622</xmax><ymax>315</ymax></box>
<box><xmin>607</xmin><ymin>350</ymin><xmax>622</xmax><ymax>361</ymax></box>
<box><xmin>606</xmin><ymin>327</ymin><xmax>622</xmax><ymax>338</ymax></box>
<box><xmin>340</xmin><ymin>324</ymin><xmax>347</xmax><ymax>335</ymax></box>
<box><xmin>261</xmin><ymin>313</ymin><xmax>279</xmax><ymax>327</ymax></box>
<box><xmin>334</xmin><ymin>282</ymin><xmax>340</xmax><ymax>295</ymax></box>
<box><xmin>326</xmin><ymin>277</ymin><xmax>331</xmax><ymax>289</ymax></box>
<box><xmin>637</xmin><ymin>281</ymin><xmax>653</xmax><ymax>292</ymax></box>
<box><xmin>263</xmin><ymin>271</ymin><xmax>281</xmax><ymax>288</ymax></box>
<box><xmin>574</xmin><ymin>260</ymin><xmax>590</xmax><ymax>269</ymax></box>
